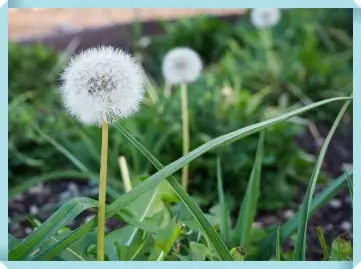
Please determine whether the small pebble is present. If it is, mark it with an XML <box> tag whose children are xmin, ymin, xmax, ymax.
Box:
<box><xmin>340</xmin><ymin>221</ymin><xmax>352</xmax><ymax>231</ymax></box>
<box><xmin>252</xmin><ymin>222</ymin><xmax>263</xmax><ymax>229</ymax></box>
<box><xmin>29</xmin><ymin>184</ymin><xmax>44</xmax><ymax>195</ymax></box>
<box><xmin>29</xmin><ymin>205</ymin><xmax>39</xmax><ymax>215</ymax></box>
<box><xmin>60</xmin><ymin>191</ymin><xmax>73</xmax><ymax>201</ymax></box>
<box><xmin>68</xmin><ymin>182</ymin><xmax>79</xmax><ymax>194</ymax></box>
<box><xmin>14</xmin><ymin>194</ymin><xmax>24</xmax><ymax>201</ymax></box>
<box><xmin>262</xmin><ymin>215</ymin><xmax>278</xmax><ymax>225</ymax></box>
<box><xmin>329</xmin><ymin>199</ymin><xmax>342</xmax><ymax>209</ymax></box>
<box><xmin>25</xmin><ymin>228</ymin><xmax>32</xmax><ymax>234</ymax></box>
<box><xmin>283</xmin><ymin>209</ymin><xmax>294</xmax><ymax>219</ymax></box>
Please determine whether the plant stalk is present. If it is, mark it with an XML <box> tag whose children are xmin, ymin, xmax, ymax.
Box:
<box><xmin>180</xmin><ymin>82</ymin><xmax>190</xmax><ymax>191</ymax></box>
<box><xmin>97</xmin><ymin>121</ymin><xmax>109</xmax><ymax>261</ymax></box>
<box><xmin>260</xmin><ymin>29</ymin><xmax>279</xmax><ymax>80</ymax></box>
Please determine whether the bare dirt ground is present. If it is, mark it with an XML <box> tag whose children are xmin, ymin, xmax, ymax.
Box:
<box><xmin>8</xmin><ymin>8</ymin><xmax>246</xmax><ymax>40</ymax></box>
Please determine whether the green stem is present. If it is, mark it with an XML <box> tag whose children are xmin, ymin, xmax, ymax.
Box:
<box><xmin>276</xmin><ymin>226</ymin><xmax>281</xmax><ymax>261</ymax></box>
<box><xmin>260</xmin><ymin>29</ymin><xmax>279</xmax><ymax>81</ymax></box>
<box><xmin>180</xmin><ymin>82</ymin><xmax>190</xmax><ymax>191</ymax></box>
<box><xmin>97</xmin><ymin>122</ymin><xmax>109</xmax><ymax>261</ymax></box>
<box><xmin>316</xmin><ymin>226</ymin><xmax>330</xmax><ymax>261</ymax></box>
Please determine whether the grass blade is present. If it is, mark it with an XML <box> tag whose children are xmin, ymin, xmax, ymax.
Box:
<box><xmin>148</xmin><ymin>219</ymin><xmax>183</xmax><ymax>261</ymax></box>
<box><xmin>32</xmin><ymin>97</ymin><xmax>349</xmax><ymax>261</ymax></box>
<box><xmin>216</xmin><ymin>158</ymin><xmax>231</xmax><ymax>246</ymax></box>
<box><xmin>293</xmin><ymin>97</ymin><xmax>352</xmax><ymax>260</ymax></box>
<box><xmin>115</xmin><ymin>124</ymin><xmax>231</xmax><ymax>260</ymax></box>
<box><xmin>35</xmin><ymin>127</ymin><xmax>121</xmax><ymax>199</ymax></box>
<box><xmin>28</xmin><ymin>219</ymin><xmax>92</xmax><ymax>261</ymax></box>
<box><xmin>276</xmin><ymin>226</ymin><xmax>281</xmax><ymax>261</ymax></box>
<box><xmin>9</xmin><ymin>197</ymin><xmax>98</xmax><ymax>260</ymax></box>
<box><xmin>345</xmin><ymin>172</ymin><xmax>353</xmax><ymax>207</ymax></box>
<box><xmin>234</xmin><ymin>131</ymin><xmax>265</xmax><ymax>247</ymax></box>
<box><xmin>316</xmin><ymin>226</ymin><xmax>330</xmax><ymax>261</ymax></box>
<box><xmin>36</xmin><ymin>127</ymin><xmax>88</xmax><ymax>173</ymax></box>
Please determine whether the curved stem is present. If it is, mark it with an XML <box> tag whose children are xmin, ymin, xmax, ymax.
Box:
<box><xmin>180</xmin><ymin>83</ymin><xmax>190</xmax><ymax>191</ymax></box>
<box><xmin>97</xmin><ymin>122</ymin><xmax>109</xmax><ymax>261</ymax></box>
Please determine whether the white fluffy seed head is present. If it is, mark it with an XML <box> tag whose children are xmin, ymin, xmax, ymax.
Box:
<box><xmin>250</xmin><ymin>8</ymin><xmax>281</xmax><ymax>29</ymax></box>
<box><xmin>60</xmin><ymin>46</ymin><xmax>144</xmax><ymax>126</ymax></box>
<box><xmin>162</xmin><ymin>47</ymin><xmax>203</xmax><ymax>85</ymax></box>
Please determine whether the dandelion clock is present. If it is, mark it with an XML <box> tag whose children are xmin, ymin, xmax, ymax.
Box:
<box><xmin>60</xmin><ymin>46</ymin><xmax>144</xmax><ymax>261</ymax></box>
<box><xmin>162</xmin><ymin>47</ymin><xmax>203</xmax><ymax>85</ymax></box>
<box><xmin>162</xmin><ymin>47</ymin><xmax>203</xmax><ymax>192</ymax></box>
<box><xmin>61</xmin><ymin>46</ymin><xmax>144</xmax><ymax>126</ymax></box>
<box><xmin>250</xmin><ymin>8</ymin><xmax>281</xmax><ymax>29</ymax></box>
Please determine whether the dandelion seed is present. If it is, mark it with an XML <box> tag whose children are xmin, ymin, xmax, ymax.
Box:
<box><xmin>250</xmin><ymin>8</ymin><xmax>281</xmax><ymax>29</ymax></box>
<box><xmin>60</xmin><ymin>46</ymin><xmax>144</xmax><ymax>126</ymax></box>
<box><xmin>162</xmin><ymin>47</ymin><xmax>203</xmax><ymax>85</ymax></box>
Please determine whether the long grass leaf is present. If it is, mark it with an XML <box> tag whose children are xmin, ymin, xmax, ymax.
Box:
<box><xmin>115</xmin><ymin>124</ymin><xmax>231</xmax><ymax>260</ymax></box>
<box><xmin>234</xmin><ymin>131</ymin><xmax>265</xmax><ymax>246</ymax></box>
<box><xmin>217</xmin><ymin>158</ymin><xmax>231</xmax><ymax>246</ymax></box>
<box><xmin>36</xmin><ymin>127</ymin><xmax>88</xmax><ymax>172</ymax></box>
<box><xmin>9</xmin><ymin>197</ymin><xmax>98</xmax><ymax>260</ymax></box>
<box><xmin>345</xmin><ymin>172</ymin><xmax>353</xmax><ymax>207</ymax></box>
<box><xmin>276</xmin><ymin>226</ymin><xmax>281</xmax><ymax>261</ymax></box>
<box><xmin>35</xmin><ymin>127</ymin><xmax>120</xmax><ymax>199</ymax></box>
<box><xmin>293</xmin><ymin>98</ymin><xmax>352</xmax><ymax>260</ymax></box>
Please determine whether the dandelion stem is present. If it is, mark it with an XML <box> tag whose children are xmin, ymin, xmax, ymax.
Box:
<box><xmin>180</xmin><ymin>82</ymin><xmax>190</xmax><ymax>191</ymax></box>
<box><xmin>260</xmin><ymin>29</ymin><xmax>279</xmax><ymax>80</ymax></box>
<box><xmin>97</xmin><ymin>121</ymin><xmax>109</xmax><ymax>261</ymax></box>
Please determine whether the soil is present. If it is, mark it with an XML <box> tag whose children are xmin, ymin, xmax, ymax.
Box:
<box><xmin>255</xmin><ymin>117</ymin><xmax>353</xmax><ymax>260</ymax></box>
<box><xmin>8</xmin><ymin>119</ymin><xmax>353</xmax><ymax>261</ymax></box>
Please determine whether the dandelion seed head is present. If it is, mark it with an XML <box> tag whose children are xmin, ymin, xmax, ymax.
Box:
<box><xmin>162</xmin><ymin>47</ymin><xmax>203</xmax><ymax>85</ymax></box>
<box><xmin>251</xmin><ymin>8</ymin><xmax>281</xmax><ymax>29</ymax></box>
<box><xmin>60</xmin><ymin>46</ymin><xmax>144</xmax><ymax>126</ymax></box>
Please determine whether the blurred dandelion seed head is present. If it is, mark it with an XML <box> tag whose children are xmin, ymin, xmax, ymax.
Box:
<box><xmin>162</xmin><ymin>47</ymin><xmax>203</xmax><ymax>85</ymax></box>
<box><xmin>60</xmin><ymin>46</ymin><xmax>144</xmax><ymax>126</ymax></box>
<box><xmin>251</xmin><ymin>8</ymin><xmax>281</xmax><ymax>29</ymax></box>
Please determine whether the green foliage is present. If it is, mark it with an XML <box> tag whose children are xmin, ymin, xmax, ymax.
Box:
<box><xmin>330</xmin><ymin>234</ymin><xmax>353</xmax><ymax>261</ymax></box>
<box><xmin>8</xmin><ymin>42</ymin><xmax>72</xmax><ymax>185</ymax></box>
<box><xmin>9</xmin><ymin>44</ymin><xmax>317</xmax><ymax>211</ymax></box>
<box><xmin>9</xmin><ymin>97</ymin><xmax>352</xmax><ymax>261</ymax></box>
<box><xmin>146</xmin><ymin>9</ymin><xmax>352</xmax><ymax>120</ymax></box>
<box><xmin>8</xmin><ymin>8</ymin><xmax>353</xmax><ymax>262</ymax></box>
